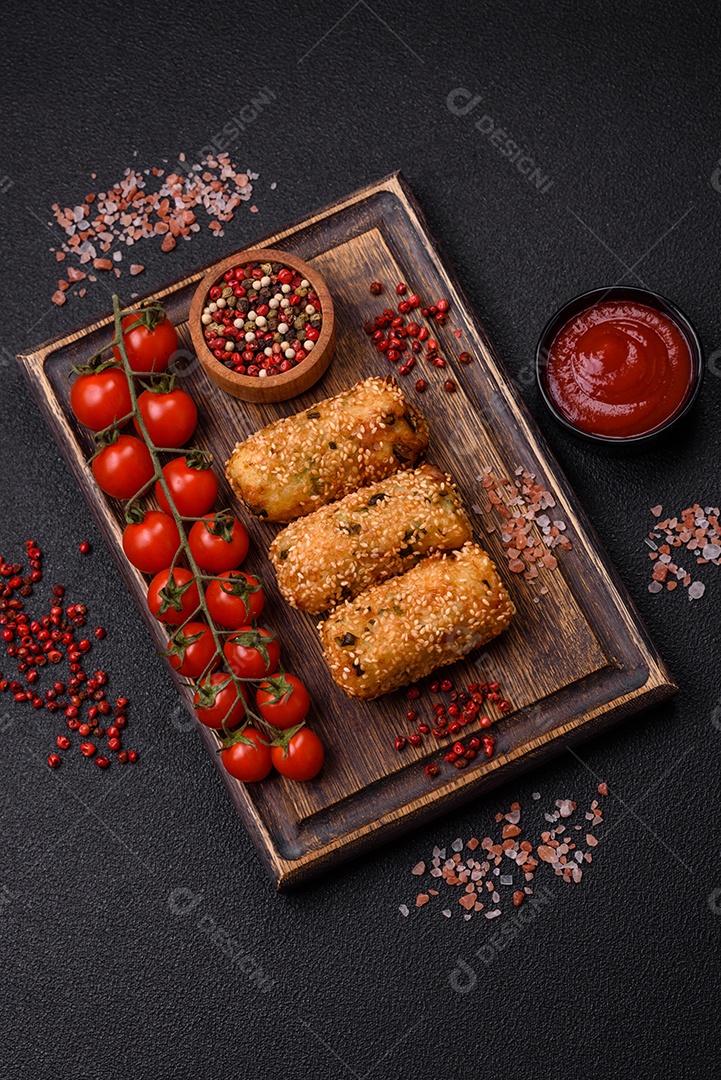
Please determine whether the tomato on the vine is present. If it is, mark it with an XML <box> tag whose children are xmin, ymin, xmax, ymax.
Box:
<box><xmin>193</xmin><ymin>671</ymin><xmax>247</xmax><ymax>731</ymax></box>
<box><xmin>156</xmin><ymin>455</ymin><xmax>218</xmax><ymax>518</ymax></box>
<box><xmin>188</xmin><ymin>513</ymin><xmax>249</xmax><ymax>574</ymax></box>
<box><xmin>256</xmin><ymin>673</ymin><xmax>310</xmax><ymax>730</ymax></box>
<box><xmin>224</xmin><ymin>626</ymin><xmax>280</xmax><ymax>680</ymax></box>
<box><xmin>112</xmin><ymin>306</ymin><xmax>179</xmax><ymax>374</ymax></box>
<box><xmin>147</xmin><ymin>567</ymin><xmax>200</xmax><ymax>626</ymax></box>
<box><xmin>135</xmin><ymin>383</ymin><xmax>198</xmax><ymax>448</ymax></box>
<box><xmin>122</xmin><ymin>511</ymin><xmax>181</xmax><ymax>575</ymax></box>
<box><xmin>206</xmin><ymin>571</ymin><xmax>264</xmax><ymax>629</ymax></box>
<box><xmin>70</xmin><ymin>366</ymin><xmax>132</xmax><ymax>432</ymax></box>
<box><xmin>92</xmin><ymin>435</ymin><xmax>155</xmax><ymax>500</ymax></box>
<box><xmin>221</xmin><ymin>727</ymin><xmax>272</xmax><ymax>782</ymax></box>
<box><xmin>166</xmin><ymin>621</ymin><xmax>218</xmax><ymax>679</ymax></box>
<box><xmin>271</xmin><ymin>728</ymin><xmax>324</xmax><ymax>781</ymax></box>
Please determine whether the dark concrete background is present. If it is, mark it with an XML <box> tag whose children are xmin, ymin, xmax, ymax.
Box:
<box><xmin>1</xmin><ymin>2</ymin><xmax>720</xmax><ymax>1077</ymax></box>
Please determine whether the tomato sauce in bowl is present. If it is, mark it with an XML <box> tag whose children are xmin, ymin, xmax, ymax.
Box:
<box><xmin>537</xmin><ymin>288</ymin><xmax>702</xmax><ymax>443</ymax></box>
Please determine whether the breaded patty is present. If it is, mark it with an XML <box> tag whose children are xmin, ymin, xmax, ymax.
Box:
<box><xmin>319</xmin><ymin>542</ymin><xmax>515</xmax><ymax>699</ymax></box>
<box><xmin>270</xmin><ymin>464</ymin><xmax>472</xmax><ymax>614</ymax></box>
<box><xmin>225</xmin><ymin>377</ymin><xmax>429</xmax><ymax>523</ymax></box>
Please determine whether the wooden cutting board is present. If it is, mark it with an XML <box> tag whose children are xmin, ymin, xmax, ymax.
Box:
<box><xmin>17</xmin><ymin>172</ymin><xmax>676</xmax><ymax>888</ymax></box>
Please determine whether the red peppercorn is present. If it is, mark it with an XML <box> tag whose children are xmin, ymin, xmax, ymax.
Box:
<box><xmin>79</xmin><ymin>542</ymin><xmax>91</xmax><ymax>555</ymax></box>
<box><xmin>107</xmin><ymin>737</ymin><xmax>121</xmax><ymax>752</ymax></box>
<box><xmin>56</xmin><ymin>735</ymin><xmax>71</xmax><ymax>750</ymax></box>
<box><xmin>425</xmin><ymin>764</ymin><xmax>439</xmax><ymax>779</ymax></box>
<box><xmin>459</xmin><ymin>351</ymin><xmax>473</xmax><ymax>365</ymax></box>
<box><xmin>94</xmin><ymin>627</ymin><xmax>106</xmax><ymax>640</ymax></box>
<box><xmin>106</xmin><ymin>725</ymin><xmax>119</xmax><ymax>739</ymax></box>
<box><xmin>440</xmin><ymin>679</ymin><xmax>453</xmax><ymax>693</ymax></box>
<box><xmin>77</xmin><ymin>723</ymin><xmax>90</xmax><ymax>736</ymax></box>
<box><xmin>394</xmin><ymin>736</ymin><xmax>406</xmax><ymax>752</ymax></box>
<box><xmin>468</xmin><ymin>737</ymin><xmax>480</xmax><ymax>750</ymax></box>
<box><xmin>415</xmin><ymin>379</ymin><xmax>427</xmax><ymax>393</ymax></box>
<box><xmin>444</xmin><ymin>379</ymin><xmax>456</xmax><ymax>392</ymax></box>
<box><xmin>369</xmin><ymin>281</ymin><xmax>383</xmax><ymax>295</ymax></box>
<box><xmin>66</xmin><ymin>719</ymin><xmax>79</xmax><ymax>731</ymax></box>
<box><xmin>395</xmin><ymin>282</ymin><xmax>407</xmax><ymax>295</ymax></box>
<box><xmin>47</xmin><ymin>754</ymin><xmax>61</xmax><ymax>769</ymax></box>
<box><xmin>406</xmin><ymin>710</ymin><xmax>418</xmax><ymax>722</ymax></box>
<box><xmin>445</xmin><ymin>752</ymin><xmax>457</xmax><ymax>764</ymax></box>
<box><xmin>408</xmin><ymin>294</ymin><xmax>420</xmax><ymax>308</ymax></box>
<box><xmin>408</xmin><ymin>733</ymin><xmax>422</xmax><ymax>747</ymax></box>
<box><xmin>117</xmin><ymin>750</ymin><xmax>129</xmax><ymax>764</ymax></box>
<box><xmin>479</xmin><ymin>715</ymin><xmax>492</xmax><ymax>728</ymax></box>
<box><xmin>116</xmin><ymin>697</ymin><xmax>128</xmax><ymax>709</ymax></box>
<box><xmin>436</xmin><ymin>298</ymin><xmax>450</xmax><ymax>313</ymax></box>
<box><xmin>79</xmin><ymin>741</ymin><xmax>96</xmax><ymax>758</ymax></box>
<box><xmin>448</xmin><ymin>722</ymin><xmax>461</xmax><ymax>735</ymax></box>
<box><xmin>406</xmin><ymin>686</ymin><xmax>420</xmax><ymax>700</ymax></box>
<box><xmin>95</xmin><ymin>756</ymin><xmax>110</xmax><ymax>769</ymax></box>
<box><xmin>488</xmin><ymin>682</ymin><xmax>500</xmax><ymax>693</ymax></box>
<box><xmin>418</xmin><ymin>723</ymin><xmax>430</xmax><ymax>735</ymax></box>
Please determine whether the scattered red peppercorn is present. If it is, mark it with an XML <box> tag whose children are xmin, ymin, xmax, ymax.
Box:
<box><xmin>394</xmin><ymin>736</ymin><xmax>406</xmax><ymax>752</ymax></box>
<box><xmin>369</xmin><ymin>281</ymin><xmax>383</xmax><ymax>295</ymax></box>
<box><xmin>415</xmin><ymin>379</ymin><xmax>427</xmax><ymax>393</ymax></box>
<box><xmin>444</xmin><ymin>379</ymin><xmax>456</xmax><ymax>393</ymax></box>
<box><xmin>406</xmin><ymin>686</ymin><xmax>420</xmax><ymax>700</ymax></box>
<box><xmin>425</xmin><ymin>764</ymin><xmax>439</xmax><ymax>779</ymax></box>
<box><xmin>94</xmin><ymin>627</ymin><xmax>106</xmax><ymax>640</ymax></box>
<box><xmin>56</xmin><ymin>735</ymin><xmax>71</xmax><ymax>750</ymax></box>
<box><xmin>396</xmin><ymin>282</ymin><xmax>407</xmax><ymax>295</ymax></box>
<box><xmin>79</xmin><ymin>542</ymin><xmax>91</xmax><ymax>555</ymax></box>
<box><xmin>95</xmin><ymin>755</ymin><xmax>110</xmax><ymax>769</ymax></box>
<box><xmin>458</xmin><ymin>351</ymin><xmax>473</xmax><ymax>364</ymax></box>
<box><xmin>127</xmin><ymin>750</ymin><xmax>138</xmax><ymax>763</ymax></box>
<box><xmin>47</xmin><ymin>754</ymin><xmax>61</xmax><ymax>769</ymax></box>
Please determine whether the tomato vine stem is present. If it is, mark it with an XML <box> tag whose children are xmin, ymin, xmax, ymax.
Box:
<box><xmin>109</xmin><ymin>295</ymin><xmax>276</xmax><ymax>741</ymax></box>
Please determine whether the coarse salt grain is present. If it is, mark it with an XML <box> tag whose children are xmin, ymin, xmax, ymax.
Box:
<box><xmin>48</xmin><ymin>151</ymin><xmax>259</xmax><ymax>306</ymax></box>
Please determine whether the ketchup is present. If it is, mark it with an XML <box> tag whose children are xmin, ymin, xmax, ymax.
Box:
<box><xmin>545</xmin><ymin>299</ymin><xmax>694</xmax><ymax>438</ymax></box>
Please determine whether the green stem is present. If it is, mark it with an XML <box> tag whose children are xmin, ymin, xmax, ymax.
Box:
<box><xmin>109</xmin><ymin>296</ymin><xmax>279</xmax><ymax>741</ymax></box>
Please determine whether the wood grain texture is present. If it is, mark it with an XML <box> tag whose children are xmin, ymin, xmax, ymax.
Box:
<box><xmin>17</xmin><ymin>172</ymin><xmax>677</xmax><ymax>888</ymax></box>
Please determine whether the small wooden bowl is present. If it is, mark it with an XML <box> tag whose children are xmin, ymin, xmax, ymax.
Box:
<box><xmin>189</xmin><ymin>248</ymin><xmax>336</xmax><ymax>403</ymax></box>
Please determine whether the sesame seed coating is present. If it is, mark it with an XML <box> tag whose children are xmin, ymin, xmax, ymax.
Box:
<box><xmin>270</xmin><ymin>464</ymin><xmax>472</xmax><ymax>614</ymax></box>
<box><xmin>319</xmin><ymin>542</ymin><xmax>515</xmax><ymax>700</ymax></box>
<box><xmin>225</xmin><ymin>376</ymin><xmax>429</xmax><ymax>522</ymax></box>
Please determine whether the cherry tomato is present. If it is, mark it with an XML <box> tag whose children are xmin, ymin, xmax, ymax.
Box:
<box><xmin>70</xmin><ymin>367</ymin><xmax>132</xmax><ymax>432</ymax></box>
<box><xmin>147</xmin><ymin>567</ymin><xmax>200</xmax><ymax>626</ymax></box>
<box><xmin>271</xmin><ymin>728</ymin><xmax>324</xmax><ymax>781</ymax></box>
<box><xmin>122</xmin><ymin>511</ymin><xmax>181</xmax><ymax>575</ymax></box>
<box><xmin>223</xmin><ymin>626</ymin><xmax>280</xmax><ymax>680</ymax></box>
<box><xmin>256</xmin><ymin>673</ymin><xmax>310</xmax><ymax>730</ymax></box>
<box><xmin>206</xmin><ymin>571</ymin><xmax>264</xmax><ymax>629</ymax></box>
<box><xmin>167</xmin><ymin>621</ymin><xmax>219</xmax><ymax>679</ymax></box>
<box><xmin>112</xmin><ymin>308</ymin><xmax>179</xmax><ymax>374</ymax></box>
<box><xmin>92</xmin><ymin>435</ymin><xmax>155</xmax><ymax>500</ymax></box>
<box><xmin>221</xmin><ymin>727</ymin><xmax>272</xmax><ymax>782</ymax></box>
<box><xmin>156</xmin><ymin>456</ymin><xmax>218</xmax><ymax>518</ymax></box>
<box><xmin>135</xmin><ymin>386</ymin><xmax>197</xmax><ymax>447</ymax></box>
<box><xmin>188</xmin><ymin>513</ymin><xmax>249</xmax><ymax>573</ymax></box>
<box><xmin>193</xmin><ymin>671</ymin><xmax>247</xmax><ymax>731</ymax></box>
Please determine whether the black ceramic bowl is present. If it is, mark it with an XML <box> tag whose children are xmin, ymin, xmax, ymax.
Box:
<box><xmin>535</xmin><ymin>286</ymin><xmax>704</xmax><ymax>445</ymax></box>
